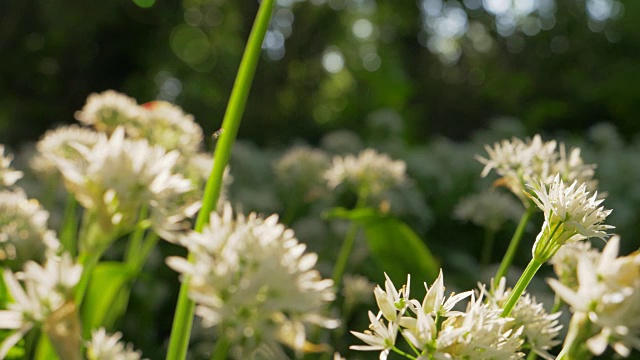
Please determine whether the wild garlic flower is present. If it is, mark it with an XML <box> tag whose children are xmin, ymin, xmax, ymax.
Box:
<box><xmin>548</xmin><ymin>236</ymin><xmax>640</xmax><ymax>358</ymax></box>
<box><xmin>325</xmin><ymin>149</ymin><xmax>406</xmax><ymax>197</ymax></box>
<box><xmin>476</xmin><ymin>135</ymin><xmax>597</xmax><ymax>205</ymax></box>
<box><xmin>75</xmin><ymin>90</ymin><xmax>204</xmax><ymax>154</ymax></box>
<box><xmin>86</xmin><ymin>327</ymin><xmax>144</xmax><ymax>360</ymax></box>
<box><xmin>453</xmin><ymin>190</ymin><xmax>523</xmax><ymax>232</ymax></box>
<box><xmin>549</xmin><ymin>241</ymin><xmax>600</xmax><ymax>291</ymax></box>
<box><xmin>0</xmin><ymin>190</ymin><xmax>59</xmax><ymax>271</ymax></box>
<box><xmin>352</xmin><ymin>271</ymin><xmax>528</xmax><ymax>360</ymax></box>
<box><xmin>0</xmin><ymin>145</ymin><xmax>22</xmax><ymax>188</ymax></box>
<box><xmin>0</xmin><ymin>253</ymin><xmax>82</xmax><ymax>359</ymax></box>
<box><xmin>166</xmin><ymin>204</ymin><xmax>337</xmax><ymax>358</ymax></box>
<box><xmin>47</xmin><ymin>127</ymin><xmax>193</xmax><ymax>242</ymax></box>
<box><xmin>526</xmin><ymin>175</ymin><xmax>613</xmax><ymax>262</ymax></box>
<box><xmin>31</xmin><ymin>125</ymin><xmax>102</xmax><ymax>177</ymax></box>
<box><xmin>488</xmin><ymin>278</ymin><xmax>562</xmax><ymax>360</ymax></box>
<box><xmin>274</xmin><ymin>146</ymin><xmax>330</xmax><ymax>202</ymax></box>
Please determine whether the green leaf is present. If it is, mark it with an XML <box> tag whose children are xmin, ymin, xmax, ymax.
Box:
<box><xmin>328</xmin><ymin>207</ymin><xmax>440</xmax><ymax>289</ymax></box>
<box><xmin>34</xmin><ymin>333</ymin><xmax>57</xmax><ymax>360</ymax></box>
<box><xmin>81</xmin><ymin>262</ymin><xmax>133</xmax><ymax>336</ymax></box>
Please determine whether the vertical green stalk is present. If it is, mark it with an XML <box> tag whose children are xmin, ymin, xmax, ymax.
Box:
<box><xmin>500</xmin><ymin>257</ymin><xmax>542</xmax><ymax>317</ymax></box>
<box><xmin>60</xmin><ymin>193</ymin><xmax>78</xmax><ymax>256</ymax></box>
<box><xmin>331</xmin><ymin>193</ymin><xmax>368</xmax><ymax>288</ymax></box>
<box><xmin>494</xmin><ymin>206</ymin><xmax>535</xmax><ymax>287</ymax></box>
<box><xmin>165</xmin><ymin>1</ymin><xmax>275</xmax><ymax>359</ymax></box>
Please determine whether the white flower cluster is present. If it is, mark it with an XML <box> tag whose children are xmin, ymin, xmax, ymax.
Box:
<box><xmin>75</xmin><ymin>90</ymin><xmax>203</xmax><ymax>154</ymax></box>
<box><xmin>453</xmin><ymin>190</ymin><xmax>523</xmax><ymax>232</ymax></box>
<box><xmin>30</xmin><ymin>125</ymin><xmax>102</xmax><ymax>177</ymax></box>
<box><xmin>549</xmin><ymin>235</ymin><xmax>640</xmax><ymax>358</ymax></box>
<box><xmin>0</xmin><ymin>253</ymin><xmax>82</xmax><ymax>358</ymax></box>
<box><xmin>351</xmin><ymin>271</ymin><xmax>559</xmax><ymax>359</ymax></box>
<box><xmin>0</xmin><ymin>190</ymin><xmax>59</xmax><ymax>271</ymax></box>
<box><xmin>325</xmin><ymin>148</ymin><xmax>406</xmax><ymax>197</ymax></box>
<box><xmin>86</xmin><ymin>327</ymin><xmax>145</xmax><ymax>360</ymax></box>
<box><xmin>476</xmin><ymin>135</ymin><xmax>597</xmax><ymax>205</ymax></box>
<box><xmin>526</xmin><ymin>175</ymin><xmax>613</xmax><ymax>262</ymax></box>
<box><xmin>46</xmin><ymin>127</ymin><xmax>193</xmax><ymax>242</ymax></box>
<box><xmin>0</xmin><ymin>145</ymin><xmax>22</xmax><ymax>188</ymax></box>
<box><xmin>274</xmin><ymin>146</ymin><xmax>330</xmax><ymax>202</ymax></box>
<box><xmin>166</xmin><ymin>203</ymin><xmax>337</xmax><ymax>358</ymax></box>
<box><xmin>488</xmin><ymin>278</ymin><xmax>562</xmax><ymax>360</ymax></box>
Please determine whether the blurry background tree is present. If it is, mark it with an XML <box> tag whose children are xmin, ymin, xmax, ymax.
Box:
<box><xmin>0</xmin><ymin>0</ymin><xmax>638</xmax><ymax>147</ymax></box>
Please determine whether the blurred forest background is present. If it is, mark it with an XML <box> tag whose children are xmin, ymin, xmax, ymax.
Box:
<box><xmin>0</xmin><ymin>0</ymin><xmax>638</xmax><ymax>147</ymax></box>
<box><xmin>2</xmin><ymin>0</ymin><xmax>640</xmax><ymax>358</ymax></box>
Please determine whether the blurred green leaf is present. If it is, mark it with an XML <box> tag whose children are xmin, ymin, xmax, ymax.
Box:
<box><xmin>81</xmin><ymin>262</ymin><xmax>133</xmax><ymax>336</ymax></box>
<box><xmin>326</xmin><ymin>207</ymin><xmax>439</xmax><ymax>287</ymax></box>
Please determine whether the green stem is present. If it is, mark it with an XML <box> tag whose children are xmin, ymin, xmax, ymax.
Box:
<box><xmin>165</xmin><ymin>1</ymin><xmax>275</xmax><ymax>359</ymax></box>
<box><xmin>124</xmin><ymin>207</ymin><xmax>150</xmax><ymax>266</ymax></box>
<box><xmin>210</xmin><ymin>336</ymin><xmax>230</xmax><ymax>360</ymax></box>
<box><xmin>481</xmin><ymin>228</ymin><xmax>496</xmax><ymax>269</ymax></box>
<box><xmin>331</xmin><ymin>194</ymin><xmax>368</xmax><ymax>288</ymax></box>
<box><xmin>392</xmin><ymin>346</ymin><xmax>418</xmax><ymax>359</ymax></box>
<box><xmin>526</xmin><ymin>350</ymin><xmax>537</xmax><ymax>360</ymax></box>
<box><xmin>59</xmin><ymin>193</ymin><xmax>78</xmax><ymax>256</ymax></box>
<box><xmin>500</xmin><ymin>258</ymin><xmax>543</xmax><ymax>317</ymax></box>
<box><xmin>494</xmin><ymin>206</ymin><xmax>535</xmax><ymax>287</ymax></box>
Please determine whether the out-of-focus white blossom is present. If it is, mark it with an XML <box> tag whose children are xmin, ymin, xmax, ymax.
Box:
<box><xmin>166</xmin><ymin>204</ymin><xmax>337</xmax><ymax>358</ymax></box>
<box><xmin>548</xmin><ymin>236</ymin><xmax>640</xmax><ymax>358</ymax></box>
<box><xmin>274</xmin><ymin>146</ymin><xmax>330</xmax><ymax>202</ymax></box>
<box><xmin>75</xmin><ymin>91</ymin><xmax>204</xmax><ymax>154</ymax></box>
<box><xmin>488</xmin><ymin>278</ymin><xmax>562</xmax><ymax>360</ymax></box>
<box><xmin>86</xmin><ymin>327</ymin><xmax>145</xmax><ymax>360</ymax></box>
<box><xmin>45</xmin><ymin>127</ymin><xmax>193</xmax><ymax>242</ymax></box>
<box><xmin>0</xmin><ymin>190</ymin><xmax>59</xmax><ymax>271</ymax></box>
<box><xmin>527</xmin><ymin>175</ymin><xmax>613</xmax><ymax>262</ymax></box>
<box><xmin>476</xmin><ymin>135</ymin><xmax>598</xmax><ymax>205</ymax></box>
<box><xmin>549</xmin><ymin>241</ymin><xmax>600</xmax><ymax>291</ymax></box>
<box><xmin>325</xmin><ymin>149</ymin><xmax>406</xmax><ymax>196</ymax></box>
<box><xmin>31</xmin><ymin>125</ymin><xmax>102</xmax><ymax>178</ymax></box>
<box><xmin>0</xmin><ymin>253</ymin><xmax>82</xmax><ymax>359</ymax></box>
<box><xmin>0</xmin><ymin>145</ymin><xmax>22</xmax><ymax>188</ymax></box>
<box><xmin>453</xmin><ymin>190</ymin><xmax>523</xmax><ymax>232</ymax></box>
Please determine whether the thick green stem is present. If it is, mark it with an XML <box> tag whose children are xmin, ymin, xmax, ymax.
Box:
<box><xmin>210</xmin><ymin>336</ymin><xmax>230</xmax><ymax>360</ymax></box>
<box><xmin>494</xmin><ymin>206</ymin><xmax>535</xmax><ymax>287</ymax></box>
<box><xmin>165</xmin><ymin>1</ymin><xmax>275</xmax><ymax>359</ymax></box>
<box><xmin>500</xmin><ymin>258</ymin><xmax>543</xmax><ymax>317</ymax></box>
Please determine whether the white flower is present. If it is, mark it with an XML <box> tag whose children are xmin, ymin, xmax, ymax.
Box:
<box><xmin>476</xmin><ymin>135</ymin><xmax>598</xmax><ymax>205</ymax></box>
<box><xmin>436</xmin><ymin>292</ymin><xmax>525</xmax><ymax>360</ymax></box>
<box><xmin>548</xmin><ymin>235</ymin><xmax>640</xmax><ymax>357</ymax></box>
<box><xmin>74</xmin><ymin>90</ymin><xmax>144</xmax><ymax>132</ymax></box>
<box><xmin>75</xmin><ymin>91</ymin><xmax>204</xmax><ymax>154</ymax></box>
<box><xmin>274</xmin><ymin>146</ymin><xmax>330</xmax><ymax>202</ymax></box>
<box><xmin>549</xmin><ymin>241</ymin><xmax>600</xmax><ymax>291</ymax></box>
<box><xmin>453</xmin><ymin>190</ymin><xmax>523</xmax><ymax>232</ymax></box>
<box><xmin>527</xmin><ymin>175</ymin><xmax>613</xmax><ymax>262</ymax></box>
<box><xmin>350</xmin><ymin>311</ymin><xmax>398</xmax><ymax>360</ymax></box>
<box><xmin>419</xmin><ymin>269</ymin><xmax>473</xmax><ymax>319</ymax></box>
<box><xmin>0</xmin><ymin>190</ymin><xmax>60</xmax><ymax>271</ymax></box>
<box><xmin>342</xmin><ymin>274</ymin><xmax>374</xmax><ymax>311</ymax></box>
<box><xmin>0</xmin><ymin>145</ymin><xmax>22</xmax><ymax>187</ymax></box>
<box><xmin>47</xmin><ymin>127</ymin><xmax>193</xmax><ymax>241</ymax></box>
<box><xmin>31</xmin><ymin>125</ymin><xmax>102</xmax><ymax>177</ymax></box>
<box><xmin>86</xmin><ymin>327</ymin><xmax>145</xmax><ymax>360</ymax></box>
<box><xmin>166</xmin><ymin>204</ymin><xmax>337</xmax><ymax>358</ymax></box>
<box><xmin>374</xmin><ymin>273</ymin><xmax>410</xmax><ymax>322</ymax></box>
<box><xmin>0</xmin><ymin>253</ymin><xmax>82</xmax><ymax>358</ymax></box>
<box><xmin>488</xmin><ymin>278</ymin><xmax>562</xmax><ymax>360</ymax></box>
<box><xmin>325</xmin><ymin>149</ymin><xmax>406</xmax><ymax>196</ymax></box>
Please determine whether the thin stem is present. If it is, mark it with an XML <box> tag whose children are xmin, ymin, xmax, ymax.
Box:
<box><xmin>494</xmin><ymin>206</ymin><xmax>535</xmax><ymax>287</ymax></box>
<box><xmin>59</xmin><ymin>193</ymin><xmax>78</xmax><ymax>256</ymax></box>
<box><xmin>481</xmin><ymin>227</ymin><xmax>496</xmax><ymax>269</ymax></box>
<box><xmin>500</xmin><ymin>258</ymin><xmax>543</xmax><ymax>317</ymax></box>
<box><xmin>526</xmin><ymin>350</ymin><xmax>537</xmax><ymax>360</ymax></box>
<box><xmin>392</xmin><ymin>346</ymin><xmax>418</xmax><ymax>359</ymax></box>
<box><xmin>124</xmin><ymin>206</ymin><xmax>150</xmax><ymax>266</ymax></box>
<box><xmin>331</xmin><ymin>193</ymin><xmax>368</xmax><ymax>288</ymax></box>
<box><xmin>165</xmin><ymin>1</ymin><xmax>275</xmax><ymax>359</ymax></box>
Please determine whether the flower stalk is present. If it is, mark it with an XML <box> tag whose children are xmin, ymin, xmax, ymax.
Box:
<box><xmin>165</xmin><ymin>0</ymin><xmax>275</xmax><ymax>359</ymax></box>
<box><xmin>500</xmin><ymin>258</ymin><xmax>543</xmax><ymax>317</ymax></box>
<box><xmin>494</xmin><ymin>205</ymin><xmax>534</xmax><ymax>287</ymax></box>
